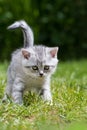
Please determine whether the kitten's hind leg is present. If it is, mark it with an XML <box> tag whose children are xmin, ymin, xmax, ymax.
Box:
<box><xmin>11</xmin><ymin>78</ymin><xmax>24</xmax><ymax>104</ymax></box>
<box><xmin>2</xmin><ymin>83</ymin><xmax>13</xmax><ymax>103</ymax></box>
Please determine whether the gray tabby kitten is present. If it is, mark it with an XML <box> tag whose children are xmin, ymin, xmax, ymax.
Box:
<box><xmin>3</xmin><ymin>20</ymin><xmax>59</xmax><ymax>104</ymax></box>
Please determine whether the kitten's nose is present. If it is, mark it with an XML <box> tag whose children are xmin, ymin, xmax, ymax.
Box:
<box><xmin>39</xmin><ymin>71</ymin><xmax>44</xmax><ymax>77</ymax></box>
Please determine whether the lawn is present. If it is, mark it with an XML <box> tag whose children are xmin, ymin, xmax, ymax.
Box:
<box><xmin>0</xmin><ymin>60</ymin><xmax>87</xmax><ymax>130</ymax></box>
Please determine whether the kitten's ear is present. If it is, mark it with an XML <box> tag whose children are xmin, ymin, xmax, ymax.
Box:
<box><xmin>22</xmin><ymin>49</ymin><xmax>30</xmax><ymax>60</ymax></box>
<box><xmin>50</xmin><ymin>47</ymin><xmax>59</xmax><ymax>58</ymax></box>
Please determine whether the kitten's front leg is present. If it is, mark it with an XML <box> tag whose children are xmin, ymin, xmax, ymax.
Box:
<box><xmin>40</xmin><ymin>78</ymin><xmax>52</xmax><ymax>102</ymax></box>
<box><xmin>41</xmin><ymin>89</ymin><xmax>52</xmax><ymax>102</ymax></box>
<box><xmin>12</xmin><ymin>78</ymin><xmax>24</xmax><ymax>104</ymax></box>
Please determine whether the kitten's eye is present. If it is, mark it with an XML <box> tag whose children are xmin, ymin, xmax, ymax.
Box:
<box><xmin>44</xmin><ymin>65</ymin><xmax>50</xmax><ymax>70</ymax></box>
<box><xmin>32</xmin><ymin>66</ymin><xmax>38</xmax><ymax>70</ymax></box>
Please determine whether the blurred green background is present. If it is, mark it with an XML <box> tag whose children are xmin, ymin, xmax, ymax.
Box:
<box><xmin>0</xmin><ymin>0</ymin><xmax>87</xmax><ymax>61</ymax></box>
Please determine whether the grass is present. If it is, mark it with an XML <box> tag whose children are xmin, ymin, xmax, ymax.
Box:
<box><xmin>0</xmin><ymin>60</ymin><xmax>87</xmax><ymax>130</ymax></box>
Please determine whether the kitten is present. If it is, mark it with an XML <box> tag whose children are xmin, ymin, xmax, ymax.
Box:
<box><xmin>3</xmin><ymin>20</ymin><xmax>59</xmax><ymax>104</ymax></box>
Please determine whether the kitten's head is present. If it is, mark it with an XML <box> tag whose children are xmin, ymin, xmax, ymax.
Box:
<box><xmin>21</xmin><ymin>46</ymin><xmax>59</xmax><ymax>78</ymax></box>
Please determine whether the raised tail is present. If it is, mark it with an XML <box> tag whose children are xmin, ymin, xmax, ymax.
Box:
<box><xmin>7</xmin><ymin>20</ymin><xmax>34</xmax><ymax>48</ymax></box>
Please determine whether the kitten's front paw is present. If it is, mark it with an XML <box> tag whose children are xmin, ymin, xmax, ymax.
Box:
<box><xmin>41</xmin><ymin>90</ymin><xmax>52</xmax><ymax>102</ymax></box>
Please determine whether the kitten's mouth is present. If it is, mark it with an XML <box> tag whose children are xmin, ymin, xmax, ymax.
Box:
<box><xmin>40</xmin><ymin>73</ymin><xmax>43</xmax><ymax>77</ymax></box>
